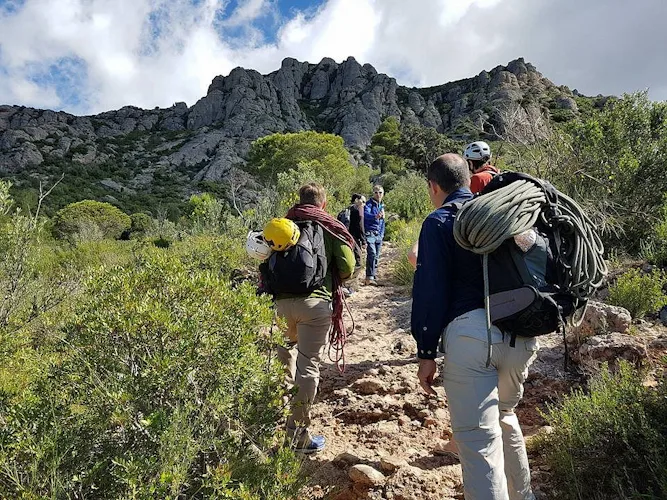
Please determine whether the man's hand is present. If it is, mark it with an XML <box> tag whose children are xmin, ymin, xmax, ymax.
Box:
<box><xmin>417</xmin><ymin>359</ymin><xmax>437</xmax><ymax>396</ymax></box>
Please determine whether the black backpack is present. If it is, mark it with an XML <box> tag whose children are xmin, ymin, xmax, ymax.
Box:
<box><xmin>260</xmin><ymin>220</ymin><xmax>328</xmax><ymax>295</ymax></box>
<box><xmin>337</xmin><ymin>206</ymin><xmax>352</xmax><ymax>229</ymax></box>
<box><xmin>454</xmin><ymin>172</ymin><xmax>604</xmax><ymax>347</ymax></box>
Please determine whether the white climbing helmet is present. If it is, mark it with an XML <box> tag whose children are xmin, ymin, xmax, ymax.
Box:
<box><xmin>245</xmin><ymin>231</ymin><xmax>272</xmax><ymax>260</ymax></box>
<box><xmin>463</xmin><ymin>141</ymin><xmax>492</xmax><ymax>161</ymax></box>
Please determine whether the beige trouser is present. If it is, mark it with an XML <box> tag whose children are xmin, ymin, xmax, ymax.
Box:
<box><xmin>275</xmin><ymin>297</ymin><xmax>332</xmax><ymax>446</ymax></box>
<box><xmin>442</xmin><ymin>308</ymin><xmax>538</xmax><ymax>500</ymax></box>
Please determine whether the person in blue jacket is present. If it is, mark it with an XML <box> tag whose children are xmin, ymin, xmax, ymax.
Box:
<box><xmin>363</xmin><ymin>185</ymin><xmax>385</xmax><ymax>285</ymax></box>
<box><xmin>412</xmin><ymin>153</ymin><xmax>538</xmax><ymax>500</ymax></box>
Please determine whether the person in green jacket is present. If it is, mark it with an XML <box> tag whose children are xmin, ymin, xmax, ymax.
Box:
<box><xmin>274</xmin><ymin>182</ymin><xmax>355</xmax><ymax>454</ymax></box>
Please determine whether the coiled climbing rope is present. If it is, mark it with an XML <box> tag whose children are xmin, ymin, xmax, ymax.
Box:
<box><xmin>453</xmin><ymin>179</ymin><xmax>608</xmax><ymax>366</ymax></box>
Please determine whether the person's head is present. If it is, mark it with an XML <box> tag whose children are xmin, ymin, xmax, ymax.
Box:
<box><xmin>299</xmin><ymin>182</ymin><xmax>327</xmax><ymax>208</ymax></box>
<box><xmin>426</xmin><ymin>153</ymin><xmax>470</xmax><ymax>208</ymax></box>
<box><xmin>351</xmin><ymin>193</ymin><xmax>366</xmax><ymax>207</ymax></box>
<box><xmin>372</xmin><ymin>185</ymin><xmax>384</xmax><ymax>202</ymax></box>
<box><xmin>463</xmin><ymin>141</ymin><xmax>492</xmax><ymax>173</ymax></box>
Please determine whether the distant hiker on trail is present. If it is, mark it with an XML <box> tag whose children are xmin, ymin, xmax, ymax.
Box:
<box><xmin>411</xmin><ymin>153</ymin><xmax>537</xmax><ymax>500</ymax></box>
<box><xmin>464</xmin><ymin>140</ymin><xmax>499</xmax><ymax>194</ymax></box>
<box><xmin>338</xmin><ymin>193</ymin><xmax>366</xmax><ymax>272</ymax></box>
<box><xmin>261</xmin><ymin>183</ymin><xmax>356</xmax><ymax>454</ymax></box>
<box><xmin>363</xmin><ymin>185</ymin><xmax>385</xmax><ymax>285</ymax></box>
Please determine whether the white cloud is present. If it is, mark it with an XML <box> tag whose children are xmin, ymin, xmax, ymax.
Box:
<box><xmin>0</xmin><ymin>0</ymin><xmax>665</xmax><ymax>115</ymax></box>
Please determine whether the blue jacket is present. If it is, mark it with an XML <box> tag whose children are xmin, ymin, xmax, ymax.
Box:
<box><xmin>411</xmin><ymin>188</ymin><xmax>485</xmax><ymax>359</ymax></box>
<box><xmin>364</xmin><ymin>198</ymin><xmax>385</xmax><ymax>236</ymax></box>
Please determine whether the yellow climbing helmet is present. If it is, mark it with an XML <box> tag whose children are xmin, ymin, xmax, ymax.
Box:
<box><xmin>263</xmin><ymin>218</ymin><xmax>300</xmax><ymax>251</ymax></box>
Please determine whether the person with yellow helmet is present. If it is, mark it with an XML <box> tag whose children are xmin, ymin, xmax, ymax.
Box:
<box><xmin>259</xmin><ymin>182</ymin><xmax>356</xmax><ymax>455</ymax></box>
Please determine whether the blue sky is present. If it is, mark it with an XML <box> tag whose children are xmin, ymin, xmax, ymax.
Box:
<box><xmin>1</xmin><ymin>0</ymin><xmax>666</xmax><ymax>115</ymax></box>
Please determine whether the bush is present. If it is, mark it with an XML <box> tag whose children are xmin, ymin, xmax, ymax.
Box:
<box><xmin>383</xmin><ymin>172</ymin><xmax>431</xmax><ymax>221</ymax></box>
<box><xmin>536</xmin><ymin>362</ymin><xmax>667</xmax><ymax>499</ymax></box>
<box><xmin>53</xmin><ymin>200</ymin><xmax>131</xmax><ymax>240</ymax></box>
<box><xmin>608</xmin><ymin>268</ymin><xmax>667</xmax><ymax>318</ymax></box>
<box><xmin>0</xmin><ymin>250</ymin><xmax>300</xmax><ymax>499</ymax></box>
<box><xmin>391</xmin><ymin>219</ymin><xmax>422</xmax><ymax>287</ymax></box>
<box><xmin>385</xmin><ymin>218</ymin><xmax>407</xmax><ymax>242</ymax></box>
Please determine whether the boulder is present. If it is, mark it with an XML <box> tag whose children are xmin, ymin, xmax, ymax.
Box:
<box><xmin>380</xmin><ymin>456</ymin><xmax>408</xmax><ymax>473</ymax></box>
<box><xmin>349</xmin><ymin>464</ymin><xmax>386</xmax><ymax>486</ymax></box>
<box><xmin>572</xmin><ymin>333</ymin><xmax>647</xmax><ymax>370</ymax></box>
<box><xmin>352</xmin><ymin>377</ymin><xmax>387</xmax><ymax>395</ymax></box>
<box><xmin>567</xmin><ymin>301</ymin><xmax>631</xmax><ymax>344</ymax></box>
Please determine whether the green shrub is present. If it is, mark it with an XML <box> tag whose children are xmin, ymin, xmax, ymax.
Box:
<box><xmin>0</xmin><ymin>250</ymin><xmax>300</xmax><ymax>499</ymax></box>
<box><xmin>608</xmin><ymin>268</ymin><xmax>667</xmax><ymax>318</ymax></box>
<box><xmin>129</xmin><ymin>212</ymin><xmax>152</xmax><ymax>235</ymax></box>
<box><xmin>383</xmin><ymin>172</ymin><xmax>431</xmax><ymax>221</ymax></box>
<box><xmin>391</xmin><ymin>219</ymin><xmax>422</xmax><ymax>287</ymax></box>
<box><xmin>385</xmin><ymin>218</ymin><xmax>407</xmax><ymax>242</ymax></box>
<box><xmin>53</xmin><ymin>200</ymin><xmax>131</xmax><ymax>240</ymax></box>
<box><xmin>536</xmin><ymin>362</ymin><xmax>667</xmax><ymax>499</ymax></box>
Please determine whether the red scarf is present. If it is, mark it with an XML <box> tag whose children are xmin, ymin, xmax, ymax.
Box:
<box><xmin>286</xmin><ymin>204</ymin><xmax>355</xmax><ymax>371</ymax></box>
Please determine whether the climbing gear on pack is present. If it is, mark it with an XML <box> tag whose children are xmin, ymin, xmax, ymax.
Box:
<box><xmin>263</xmin><ymin>218</ymin><xmax>300</xmax><ymax>251</ymax></box>
<box><xmin>245</xmin><ymin>231</ymin><xmax>273</xmax><ymax>260</ymax></box>
<box><xmin>464</xmin><ymin>141</ymin><xmax>492</xmax><ymax>161</ymax></box>
<box><xmin>453</xmin><ymin>172</ymin><xmax>607</xmax><ymax>368</ymax></box>
<box><xmin>260</xmin><ymin>220</ymin><xmax>327</xmax><ymax>295</ymax></box>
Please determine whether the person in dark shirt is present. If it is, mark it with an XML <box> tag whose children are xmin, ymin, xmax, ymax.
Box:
<box><xmin>348</xmin><ymin>193</ymin><xmax>366</xmax><ymax>271</ymax></box>
<box><xmin>412</xmin><ymin>153</ymin><xmax>538</xmax><ymax>500</ymax></box>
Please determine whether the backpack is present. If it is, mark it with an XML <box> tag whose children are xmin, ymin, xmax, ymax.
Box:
<box><xmin>259</xmin><ymin>220</ymin><xmax>328</xmax><ymax>295</ymax></box>
<box><xmin>453</xmin><ymin>172</ymin><xmax>606</xmax><ymax>351</ymax></box>
<box><xmin>337</xmin><ymin>206</ymin><xmax>352</xmax><ymax>229</ymax></box>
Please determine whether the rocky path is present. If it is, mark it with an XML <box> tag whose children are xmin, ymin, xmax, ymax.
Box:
<box><xmin>297</xmin><ymin>244</ymin><xmax>571</xmax><ymax>499</ymax></box>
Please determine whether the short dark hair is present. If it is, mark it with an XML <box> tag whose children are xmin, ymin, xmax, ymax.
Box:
<box><xmin>468</xmin><ymin>158</ymin><xmax>489</xmax><ymax>171</ymax></box>
<box><xmin>299</xmin><ymin>182</ymin><xmax>326</xmax><ymax>206</ymax></box>
<box><xmin>351</xmin><ymin>193</ymin><xmax>362</xmax><ymax>203</ymax></box>
<box><xmin>427</xmin><ymin>154</ymin><xmax>470</xmax><ymax>193</ymax></box>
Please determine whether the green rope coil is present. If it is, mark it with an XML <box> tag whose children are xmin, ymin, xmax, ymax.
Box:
<box><xmin>453</xmin><ymin>180</ymin><xmax>607</xmax><ymax>366</ymax></box>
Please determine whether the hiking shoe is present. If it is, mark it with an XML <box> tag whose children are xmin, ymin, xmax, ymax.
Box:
<box><xmin>364</xmin><ymin>278</ymin><xmax>378</xmax><ymax>286</ymax></box>
<box><xmin>294</xmin><ymin>435</ymin><xmax>325</xmax><ymax>455</ymax></box>
<box><xmin>343</xmin><ymin>287</ymin><xmax>355</xmax><ymax>297</ymax></box>
<box><xmin>433</xmin><ymin>439</ymin><xmax>459</xmax><ymax>459</ymax></box>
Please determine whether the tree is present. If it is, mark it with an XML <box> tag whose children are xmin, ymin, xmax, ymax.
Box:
<box><xmin>370</xmin><ymin>117</ymin><xmax>404</xmax><ymax>173</ymax></box>
<box><xmin>247</xmin><ymin>131</ymin><xmax>366</xmax><ymax>213</ymax></box>
<box><xmin>398</xmin><ymin>125</ymin><xmax>461</xmax><ymax>172</ymax></box>
<box><xmin>53</xmin><ymin>200</ymin><xmax>131</xmax><ymax>240</ymax></box>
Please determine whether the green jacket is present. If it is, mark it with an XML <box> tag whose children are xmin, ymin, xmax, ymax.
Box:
<box><xmin>276</xmin><ymin>231</ymin><xmax>356</xmax><ymax>301</ymax></box>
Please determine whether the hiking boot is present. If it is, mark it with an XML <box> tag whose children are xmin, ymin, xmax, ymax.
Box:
<box><xmin>433</xmin><ymin>439</ymin><xmax>459</xmax><ymax>459</ymax></box>
<box><xmin>293</xmin><ymin>435</ymin><xmax>325</xmax><ymax>455</ymax></box>
<box><xmin>364</xmin><ymin>277</ymin><xmax>378</xmax><ymax>286</ymax></box>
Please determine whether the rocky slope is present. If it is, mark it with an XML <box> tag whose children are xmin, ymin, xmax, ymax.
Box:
<box><xmin>0</xmin><ymin>56</ymin><xmax>584</xmax><ymax>212</ymax></box>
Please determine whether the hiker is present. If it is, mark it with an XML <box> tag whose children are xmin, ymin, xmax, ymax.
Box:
<box><xmin>363</xmin><ymin>185</ymin><xmax>385</xmax><ymax>285</ymax></box>
<box><xmin>412</xmin><ymin>154</ymin><xmax>537</xmax><ymax>500</ymax></box>
<box><xmin>337</xmin><ymin>193</ymin><xmax>366</xmax><ymax>271</ymax></box>
<box><xmin>464</xmin><ymin>140</ymin><xmax>499</xmax><ymax>194</ymax></box>
<box><xmin>265</xmin><ymin>183</ymin><xmax>356</xmax><ymax>454</ymax></box>
<box><xmin>349</xmin><ymin>193</ymin><xmax>366</xmax><ymax>271</ymax></box>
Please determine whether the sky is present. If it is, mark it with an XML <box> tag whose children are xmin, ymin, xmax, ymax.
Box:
<box><xmin>1</xmin><ymin>0</ymin><xmax>666</xmax><ymax>115</ymax></box>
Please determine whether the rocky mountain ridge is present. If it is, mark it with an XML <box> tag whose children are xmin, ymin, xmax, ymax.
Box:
<box><xmin>0</xmin><ymin>56</ymin><xmax>585</xmax><ymax>213</ymax></box>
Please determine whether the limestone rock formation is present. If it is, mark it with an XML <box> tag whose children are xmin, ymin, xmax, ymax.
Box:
<box><xmin>0</xmin><ymin>56</ymin><xmax>586</xmax><ymax>211</ymax></box>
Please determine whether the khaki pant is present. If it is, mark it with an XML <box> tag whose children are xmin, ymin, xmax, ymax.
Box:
<box><xmin>442</xmin><ymin>309</ymin><xmax>538</xmax><ymax>500</ymax></box>
<box><xmin>275</xmin><ymin>297</ymin><xmax>332</xmax><ymax>446</ymax></box>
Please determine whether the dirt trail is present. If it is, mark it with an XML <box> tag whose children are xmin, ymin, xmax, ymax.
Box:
<box><xmin>298</xmin><ymin>243</ymin><xmax>572</xmax><ymax>500</ymax></box>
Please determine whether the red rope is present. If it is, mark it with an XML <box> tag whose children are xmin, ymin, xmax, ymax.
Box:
<box><xmin>328</xmin><ymin>267</ymin><xmax>354</xmax><ymax>373</ymax></box>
